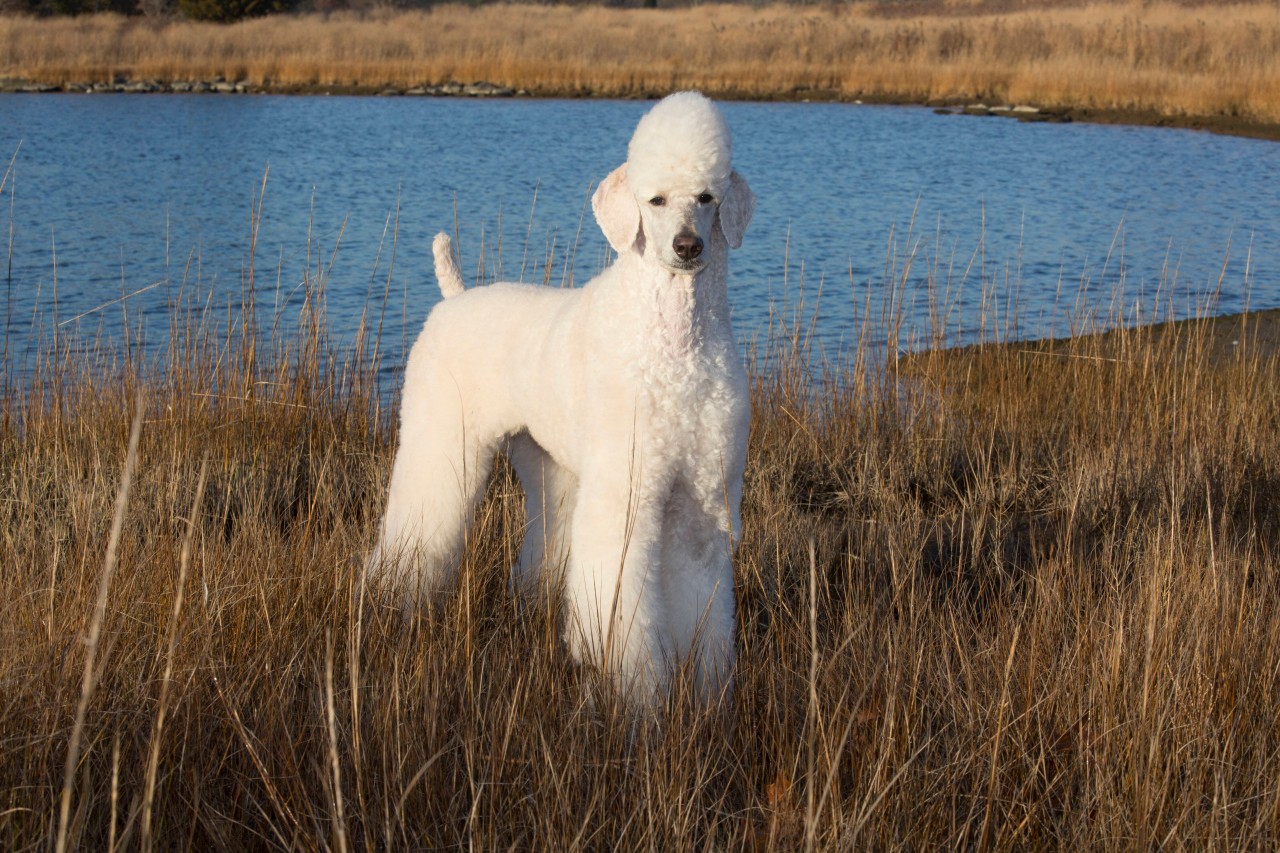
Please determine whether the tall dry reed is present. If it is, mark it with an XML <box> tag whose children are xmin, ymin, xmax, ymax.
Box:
<box><xmin>2</xmin><ymin>191</ymin><xmax>1280</xmax><ymax>848</ymax></box>
<box><xmin>2</xmin><ymin>2</ymin><xmax>1280</xmax><ymax>121</ymax></box>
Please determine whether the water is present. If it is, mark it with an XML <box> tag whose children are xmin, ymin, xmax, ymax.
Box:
<box><xmin>2</xmin><ymin>94</ymin><xmax>1278</xmax><ymax>380</ymax></box>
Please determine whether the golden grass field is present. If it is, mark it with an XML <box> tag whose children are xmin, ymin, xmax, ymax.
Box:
<box><xmin>2</xmin><ymin>189</ymin><xmax>1279</xmax><ymax>847</ymax></box>
<box><xmin>3</xmin><ymin>1</ymin><xmax>1280</xmax><ymax>124</ymax></box>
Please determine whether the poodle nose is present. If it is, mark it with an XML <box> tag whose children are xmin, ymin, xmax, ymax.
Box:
<box><xmin>673</xmin><ymin>234</ymin><xmax>703</xmax><ymax>262</ymax></box>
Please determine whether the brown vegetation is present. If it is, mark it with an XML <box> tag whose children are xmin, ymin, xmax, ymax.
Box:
<box><xmin>3</xmin><ymin>1</ymin><xmax>1280</xmax><ymax>122</ymax></box>
<box><xmin>2</xmin><ymin>202</ymin><xmax>1280</xmax><ymax>847</ymax></box>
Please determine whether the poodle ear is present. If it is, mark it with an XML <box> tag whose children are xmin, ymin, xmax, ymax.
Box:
<box><xmin>716</xmin><ymin>170</ymin><xmax>755</xmax><ymax>250</ymax></box>
<box><xmin>592</xmin><ymin>165</ymin><xmax>641</xmax><ymax>254</ymax></box>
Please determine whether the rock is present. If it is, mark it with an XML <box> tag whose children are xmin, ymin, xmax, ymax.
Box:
<box><xmin>463</xmin><ymin>81</ymin><xmax>514</xmax><ymax>97</ymax></box>
<box><xmin>405</xmin><ymin>87</ymin><xmax>428</xmax><ymax>96</ymax></box>
<box><xmin>17</xmin><ymin>84</ymin><xmax>58</xmax><ymax>93</ymax></box>
<box><xmin>378</xmin><ymin>88</ymin><xmax>403</xmax><ymax>96</ymax></box>
<box><xmin>212</xmin><ymin>81</ymin><xmax>236</xmax><ymax>93</ymax></box>
<box><xmin>1011</xmin><ymin>105</ymin><xmax>1039</xmax><ymax>114</ymax></box>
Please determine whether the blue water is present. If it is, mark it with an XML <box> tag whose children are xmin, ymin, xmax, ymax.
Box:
<box><xmin>2</xmin><ymin>94</ymin><xmax>1278</xmax><ymax>380</ymax></box>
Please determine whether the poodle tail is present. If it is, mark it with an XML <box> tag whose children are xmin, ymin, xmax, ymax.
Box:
<box><xmin>432</xmin><ymin>232</ymin><xmax>466</xmax><ymax>299</ymax></box>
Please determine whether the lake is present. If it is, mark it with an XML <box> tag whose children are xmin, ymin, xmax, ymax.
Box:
<box><xmin>2</xmin><ymin>94</ymin><xmax>1278</xmax><ymax>383</ymax></box>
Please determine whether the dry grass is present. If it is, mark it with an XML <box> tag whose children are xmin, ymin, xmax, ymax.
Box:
<box><xmin>3</xmin><ymin>1</ymin><xmax>1280</xmax><ymax>121</ymax></box>
<box><xmin>2</xmin><ymin>192</ymin><xmax>1280</xmax><ymax>849</ymax></box>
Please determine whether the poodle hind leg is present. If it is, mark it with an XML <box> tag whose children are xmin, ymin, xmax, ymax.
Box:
<box><xmin>508</xmin><ymin>432</ymin><xmax>578</xmax><ymax>598</ymax></box>
<box><xmin>369</xmin><ymin>400</ymin><xmax>497</xmax><ymax>604</ymax></box>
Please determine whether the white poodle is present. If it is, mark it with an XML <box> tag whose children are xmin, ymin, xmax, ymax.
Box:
<box><xmin>369</xmin><ymin>92</ymin><xmax>754</xmax><ymax>703</ymax></box>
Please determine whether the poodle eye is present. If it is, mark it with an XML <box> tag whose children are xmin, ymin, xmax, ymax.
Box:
<box><xmin>649</xmin><ymin>196</ymin><xmax>666</xmax><ymax>207</ymax></box>
<box><xmin>697</xmin><ymin>193</ymin><xmax>714</xmax><ymax>204</ymax></box>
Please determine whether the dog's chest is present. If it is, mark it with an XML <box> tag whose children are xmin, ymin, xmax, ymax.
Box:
<box><xmin>633</xmin><ymin>325</ymin><xmax>738</xmax><ymax>459</ymax></box>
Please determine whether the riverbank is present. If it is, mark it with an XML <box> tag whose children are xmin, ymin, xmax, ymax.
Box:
<box><xmin>913</xmin><ymin>306</ymin><xmax>1280</xmax><ymax>370</ymax></box>
<box><xmin>3</xmin><ymin>2</ymin><xmax>1280</xmax><ymax>140</ymax></box>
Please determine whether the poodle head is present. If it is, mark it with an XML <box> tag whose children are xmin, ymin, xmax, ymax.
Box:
<box><xmin>592</xmin><ymin>92</ymin><xmax>754</xmax><ymax>274</ymax></box>
<box><xmin>627</xmin><ymin>91</ymin><xmax>733</xmax><ymax>200</ymax></box>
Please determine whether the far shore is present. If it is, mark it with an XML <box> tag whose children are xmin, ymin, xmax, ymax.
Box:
<box><xmin>5</xmin><ymin>75</ymin><xmax>1280</xmax><ymax>142</ymax></box>
<box><xmin>2</xmin><ymin>3</ymin><xmax>1280</xmax><ymax>141</ymax></box>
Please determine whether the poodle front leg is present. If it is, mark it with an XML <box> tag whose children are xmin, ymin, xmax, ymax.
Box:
<box><xmin>564</xmin><ymin>476</ymin><xmax>668</xmax><ymax>701</ymax></box>
<box><xmin>660</xmin><ymin>488</ymin><xmax>737</xmax><ymax>701</ymax></box>
<box><xmin>681</xmin><ymin>560</ymin><xmax>736</xmax><ymax>701</ymax></box>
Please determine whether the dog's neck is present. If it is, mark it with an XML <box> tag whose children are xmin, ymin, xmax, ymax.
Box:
<box><xmin>618</xmin><ymin>238</ymin><xmax>732</xmax><ymax>362</ymax></box>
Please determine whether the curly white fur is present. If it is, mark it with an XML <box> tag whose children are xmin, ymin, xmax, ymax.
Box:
<box><xmin>368</xmin><ymin>92</ymin><xmax>754</xmax><ymax>705</ymax></box>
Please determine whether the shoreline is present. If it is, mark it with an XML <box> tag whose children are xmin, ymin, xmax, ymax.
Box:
<box><xmin>4</xmin><ymin>77</ymin><xmax>1280</xmax><ymax>143</ymax></box>
<box><xmin>912</xmin><ymin>307</ymin><xmax>1280</xmax><ymax>371</ymax></box>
